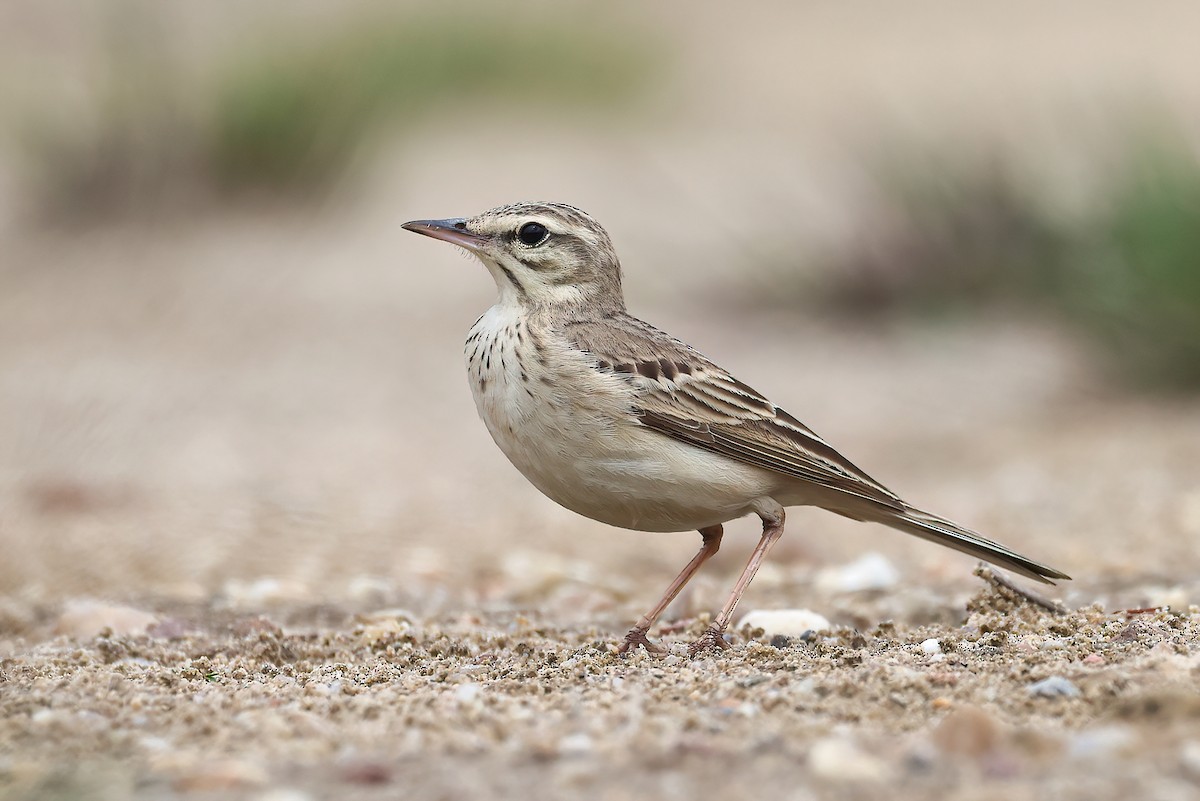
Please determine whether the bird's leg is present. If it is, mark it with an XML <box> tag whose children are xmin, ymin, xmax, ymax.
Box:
<box><xmin>689</xmin><ymin>510</ymin><xmax>785</xmax><ymax>657</ymax></box>
<box><xmin>618</xmin><ymin>525</ymin><xmax>723</xmax><ymax>655</ymax></box>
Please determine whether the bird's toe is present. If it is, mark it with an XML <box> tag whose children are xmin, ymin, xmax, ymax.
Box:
<box><xmin>616</xmin><ymin>627</ymin><xmax>667</xmax><ymax>657</ymax></box>
<box><xmin>687</xmin><ymin>625</ymin><xmax>732</xmax><ymax>658</ymax></box>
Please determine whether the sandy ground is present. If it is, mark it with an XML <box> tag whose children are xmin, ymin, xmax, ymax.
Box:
<box><xmin>2</xmin><ymin>211</ymin><xmax>1199</xmax><ymax>800</ymax></box>
<box><xmin>3</xmin><ymin>590</ymin><xmax>1200</xmax><ymax>801</ymax></box>
<box><xmin>3</xmin><ymin>2</ymin><xmax>1200</xmax><ymax>799</ymax></box>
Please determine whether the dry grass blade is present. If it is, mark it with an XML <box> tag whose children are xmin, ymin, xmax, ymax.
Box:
<box><xmin>973</xmin><ymin>564</ymin><xmax>1067</xmax><ymax>615</ymax></box>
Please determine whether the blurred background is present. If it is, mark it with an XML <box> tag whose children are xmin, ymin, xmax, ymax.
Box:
<box><xmin>2</xmin><ymin>0</ymin><xmax>1199</xmax><ymax>628</ymax></box>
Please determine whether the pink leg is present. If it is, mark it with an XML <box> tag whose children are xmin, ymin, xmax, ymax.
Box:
<box><xmin>618</xmin><ymin>525</ymin><xmax>723</xmax><ymax>655</ymax></box>
<box><xmin>689</xmin><ymin>510</ymin><xmax>785</xmax><ymax>656</ymax></box>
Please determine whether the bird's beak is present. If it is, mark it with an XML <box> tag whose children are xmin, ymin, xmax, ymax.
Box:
<box><xmin>401</xmin><ymin>218</ymin><xmax>487</xmax><ymax>250</ymax></box>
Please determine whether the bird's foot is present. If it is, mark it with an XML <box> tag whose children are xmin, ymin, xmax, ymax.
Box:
<box><xmin>617</xmin><ymin>627</ymin><xmax>667</xmax><ymax>657</ymax></box>
<box><xmin>687</xmin><ymin>625</ymin><xmax>731</xmax><ymax>657</ymax></box>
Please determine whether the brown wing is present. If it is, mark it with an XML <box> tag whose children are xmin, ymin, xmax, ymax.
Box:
<box><xmin>562</xmin><ymin>314</ymin><xmax>905</xmax><ymax>511</ymax></box>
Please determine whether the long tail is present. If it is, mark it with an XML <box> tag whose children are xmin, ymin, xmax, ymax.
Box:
<box><xmin>849</xmin><ymin>505</ymin><xmax>1071</xmax><ymax>585</ymax></box>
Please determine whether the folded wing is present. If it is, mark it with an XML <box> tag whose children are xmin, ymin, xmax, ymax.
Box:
<box><xmin>565</xmin><ymin>313</ymin><xmax>1070</xmax><ymax>585</ymax></box>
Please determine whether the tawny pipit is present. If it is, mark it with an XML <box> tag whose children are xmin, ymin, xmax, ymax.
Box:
<box><xmin>403</xmin><ymin>202</ymin><xmax>1069</xmax><ymax>655</ymax></box>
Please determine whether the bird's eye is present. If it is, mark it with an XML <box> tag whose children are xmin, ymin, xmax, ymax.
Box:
<box><xmin>516</xmin><ymin>222</ymin><xmax>548</xmax><ymax>246</ymax></box>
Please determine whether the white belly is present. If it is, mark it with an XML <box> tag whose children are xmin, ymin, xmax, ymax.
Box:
<box><xmin>464</xmin><ymin>308</ymin><xmax>778</xmax><ymax>532</ymax></box>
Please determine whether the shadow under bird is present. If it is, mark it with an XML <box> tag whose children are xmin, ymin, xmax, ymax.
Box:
<box><xmin>403</xmin><ymin>202</ymin><xmax>1070</xmax><ymax>655</ymax></box>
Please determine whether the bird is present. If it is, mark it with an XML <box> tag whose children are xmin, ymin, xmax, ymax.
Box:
<box><xmin>402</xmin><ymin>201</ymin><xmax>1070</xmax><ymax>656</ymax></box>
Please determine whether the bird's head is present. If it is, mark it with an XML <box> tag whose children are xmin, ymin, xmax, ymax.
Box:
<box><xmin>403</xmin><ymin>202</ymin><xmax>625</xmax><ymax>313</ymax></box>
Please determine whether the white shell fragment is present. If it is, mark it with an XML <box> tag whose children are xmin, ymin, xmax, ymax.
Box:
<box><xmin>739</xmin><ymin>609</ymin><xmax>832</xmax><ymax>637</ymax></box>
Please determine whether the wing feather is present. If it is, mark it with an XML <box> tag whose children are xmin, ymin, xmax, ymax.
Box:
<box><xmin>565</xmin><ymin>315</ymin><xmax>904</xmax><ymax>510</ymax></box>
<box><xmin>561</xmin><ymin>314</ymin><xmax>1069</xmax><ymax>584</ymax></box>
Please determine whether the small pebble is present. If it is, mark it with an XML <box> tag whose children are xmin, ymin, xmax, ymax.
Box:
<box><xmin>172</xmin><ymin>759</ymin><xmax>268</xmax><ymax>791</ymax></box>
<box><xmin>222</xmin><ymin>578</ymin><xmax>310</xmax><ymax>608</ymax></box>
<box><xmin>1068</xmin><ymin>726</ymin><xmax>1135</xmax><ymax>761</ymax></box>
<box><xmin>931</xmin><ymin>705</ymin><xmax>1002</xmax><ymax>758</ymax></box>
<box><xmin>255</xmin><ymin>791</ymin><xmax>314</xmax><ymax>801</ymax></box>
<box><xmin>808</xmin><ymin>737</ymin><xmax>887</xmax><ymax>782</ymax></box>
<box><xmin>453</xmin><ymin>683</ymin><xmax>481</xmax><ymax>704</ymax></box>
<box><xmin>1181</xmin><ymin>741</ymin><xmax>1200</xmax><ymax>779</ymax></box>
<box><xmin>340</xmin><ymin>759</ymin><xmax>393</xmax><ymax>786</ymax></box>
<box><xmin>345</xmin><ymin>575</ymin><xmax>394</xmax><ymax>603</ymax></box>
<box><xmin>356</xmin><ymin>608</ymin><xmax>416</xmax><ymax>625</ymax></box>
<box><xmin>920</xmin><ymin>638</ymin><xmax>942</xmax><ymax>655</ymax></box>
<box><xmin>816</xmin><ymin>552</ymin><xmax>900</xmax><ymax>593</ymax></box>
<box><xmin>1028</xmin><ymin>676</ymin><xmax>1081</xmax><ymax>698</ymax></box>
<box><xmin>928</xmin><ymin>672</ymin><xmax>958</xmax><ymax>687</ymax></box>
<box><xmin>146</xmin><ymin>618</ymin><xmax>194</xmax><ymax>640</ymax></box>
<box><xmin>558</xmin><ymin>733</ymin><xmax>593</xmax><ymax>756</ymax></box>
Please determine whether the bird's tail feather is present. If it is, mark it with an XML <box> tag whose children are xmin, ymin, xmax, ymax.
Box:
<box><xmin>861</xmin><ymin>506</ymin><xmax>1070</xmax><ymax>585</ymax></box>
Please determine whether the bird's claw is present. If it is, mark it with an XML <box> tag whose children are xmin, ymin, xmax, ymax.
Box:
<box><xmin>616</xmin><ymin>628</ymin><xmax>667</xmax><ymax>656</ymax></box>
<box><xmin>687</xmin><ymin>625</ymin><xmax>731</xmax><ymax>657</ymax></box>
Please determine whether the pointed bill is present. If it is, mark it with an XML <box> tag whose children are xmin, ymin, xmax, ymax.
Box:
<box><xmin>402</xmin><ymin>218</ymin><xmax>486</xmax><ymax>250</ymax></box>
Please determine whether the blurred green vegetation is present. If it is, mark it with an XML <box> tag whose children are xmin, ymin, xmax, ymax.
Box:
<box><xmin>18</xmin><ymin>8</ymin><xmax>658</xmax><ymax>218</ymax></box>
<box><xmin>210</xmin><ymin>11</ymin><xmax>656</xmax><ymax>191</ymax></box>
<box><xmin>1067</xmin><ymin>143</ymin><xmax>1200</xmax><ymax>387</ymax></box>
<box><xmin>820</xmin><ymin>156</ymin><xmax>1070</xmax><ymax>315</ymax></box>
<box><xmin>810</xmin><ymin>136</ymin><xmax>1200</xmax><ymax>390</ymax></box>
